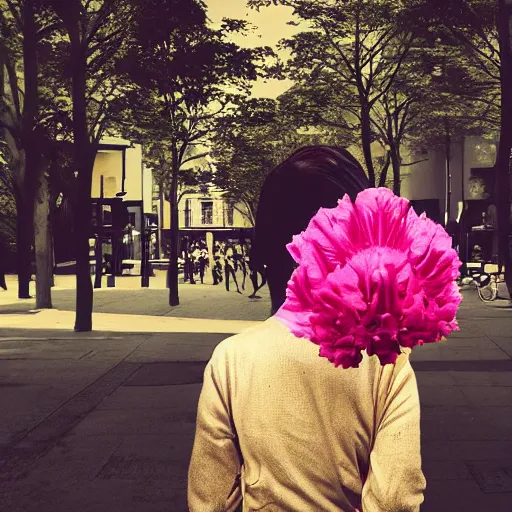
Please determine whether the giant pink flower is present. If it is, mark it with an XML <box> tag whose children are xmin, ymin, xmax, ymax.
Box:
<box><xmin>275</xmin><ymin>187</ymin><xmax>463</xmax><ymax>369</ymax></box>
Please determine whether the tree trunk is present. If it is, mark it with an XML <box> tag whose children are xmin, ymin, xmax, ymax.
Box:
<box><xmin>71</xmin><ymin>38</ymin><xmax>95</xmax><ymax>331</ymax></box>
<box><xmin>14</xmin><ymin>0</ymin><xmax>40</xmax><ymax>300</ymax></box>
<box><xmin>159</xmin><ymin>183</ymin><xmax>164</xmax><ymax>259</ymax></box>
<box><xmin>360</xmin><ymin>103</ymin><xmax>376</xmax><ymax>186</ymax></box>
<box><xmin>497</xmin><ymin>0</ymin><xmax>512</xmax><ymax>299</ymax></box>
<box><xmin>168</xmin><ymin>145</ymin><xmax>180</xmax><ymax>306</ymax></box>
<box><xmin>74</xmin><ymin>159</ymin><xmax>95</xmax><ymax>331</ymax></box>
<box><xmin>390</xmin><ymin>147</ymin><xmax>401</xmax><ymax>196</ymax></box>
<box><xmin>34</xmin><ymin>173</ymin><xmax>52</xmax><ymax>309</ymax></box>
<box><xmin>378</xmin><ymin>152</ymin><xmax>391</xmax><ymax>188</ymax></box>
<box><xmin>15</xmin><ymin>192</ymin><xmax>33</xmax><ymax>299</ymax></box>
<box><xmin>49</xmin><ymin>215</ymin><xmax>55</xmax><ymax>287</ymax></box>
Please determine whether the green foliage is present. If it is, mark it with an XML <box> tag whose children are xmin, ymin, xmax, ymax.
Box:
<box><xmin>39</xmin><ymin>0</ymin><xmax>136</xmax><ymax>145</ymax></box>
<box><xmin>403</xmin><ymin>0</ymin><xmax>500</xmax><ymax>151</ymax></box>
<box><xmin>245</xmin><ymin>0</ymin><xmax>429</xmax><ymax>191</ymax></box>
<box><xmin>114</xmin><ymin>0</ymin><xmax>270</xmax><ymax>199</ymax></box>
<box><xmin>211</xmin><ymin>96</ymin><xmax>347</xmax><ymax>224</ymax></box>
<box><xmin>247</xmin><ymin>0</ymin><xmax>502</xmax><ymax>195</ymax></box>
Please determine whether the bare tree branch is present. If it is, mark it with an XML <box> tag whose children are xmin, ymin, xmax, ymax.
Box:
<box><xmin>401</xmin><ymin>158</ymin><xmax>429</xmax><ymax>167</ymax></box>
<box><xmin>181</xmin><ymin>151</ymin><xmax>209</xmax><ymax>166</ymax></box>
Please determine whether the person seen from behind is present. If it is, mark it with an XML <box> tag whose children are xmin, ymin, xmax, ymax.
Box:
<box><xmin>189</xmin><ymin>146</ymin><xmax>462</xmax><ymax>511</ymax></box>
<box><xmin>223</xmin><ymin>242</ymin><xmax>242</xmax><ymax>294</ymax></box>
<box><xmin>198</xmin><ymin>243</ymin><xmax>208</xmax><ymax>284</ymax></box>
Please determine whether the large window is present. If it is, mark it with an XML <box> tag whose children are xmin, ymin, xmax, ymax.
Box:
<box><xmin>201</xmin><ymin>201</ymin><xmax>213</xmax><ymax>225</ymax></box>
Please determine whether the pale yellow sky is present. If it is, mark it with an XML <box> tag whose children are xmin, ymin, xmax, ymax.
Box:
<box><xmin>205</xmin><ymin>0</ymin><xmax>300</xmax><ymax>98</ymax></box>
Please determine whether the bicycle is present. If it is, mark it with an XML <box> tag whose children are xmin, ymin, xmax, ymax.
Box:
<box><xmin>458</xmin><ymin>261</ymin><xmax>510</xmax><ymax>303</ymax></box>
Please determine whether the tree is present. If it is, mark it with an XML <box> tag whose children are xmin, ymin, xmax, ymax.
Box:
<box><xmin>211</xmin><ymin>96</ymin><xmax>349</xmax><ymax>224</ymax></box>
<box><xmin>117</xmin><ymin>0</ymin><xmax>265</xmax><ymax>306</ymax></box>
<box><xmin>415</xmin><ymin>0</ymin><xmax>512</xmax><ymax>297</ymax></box>
<box><xmin>396</xmin><ymin>31</ymin><xmax>499</xmax><ymax>224</ymax></box>
<box><xmin>0</xmin><ymin>142</ymin><xmax>16</xmax><ymax>271</ymax></box>
<box><xmin>249</xmin><ymin>0</ymin><xmax>426</xmax><ymax>194</ymax></box>
<box><xmin>45</xmin><ymin>0</ymin><xmax>135</xmax><ymax>330</ymax></box>
<box><xmin>0</xmin><ymin>0</ymin><xmax>59</xmax><ymax>303</ymax></box>
<box><xmin>212</xmin><ymin>98</ymin><xmax>285</xmax><ymax>225</ymax></box>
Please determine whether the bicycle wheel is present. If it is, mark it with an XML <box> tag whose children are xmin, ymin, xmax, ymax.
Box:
<box><xmin>477</xmin><ymin>280</ymin><xmax>498</xmax><ymax>302</ymax></box>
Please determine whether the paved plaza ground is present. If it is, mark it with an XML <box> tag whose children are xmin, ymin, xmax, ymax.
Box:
<box><xmin>0</xmin><ymin>271</ymin><xmax>272</xmax><ymax>321</ymax></box>
<box><xmin>0</xmin><ymin>274</ymin><xmax>511</xmax><ymax>511</ymax></box>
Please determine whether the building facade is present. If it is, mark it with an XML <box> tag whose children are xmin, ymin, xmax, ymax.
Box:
<box><xmin>401</xmin><ymin>134</ymin><xmax>500</xmax><ymax>262</ymax></box>
<box><xmin>401</xmin><ymin>135</ymin><xmax>498</xmax><ymax>222</ymax></box>
<box><xmin>155</xmin><ymin>187</ymin><xmax>253</xmax><ymax>258</ymax></box>
<box><xmin>90</xmin><ymin>137</ymin><xmax>153</xmax><ymax>267</ymax></box>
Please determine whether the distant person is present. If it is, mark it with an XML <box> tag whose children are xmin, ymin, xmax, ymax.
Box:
<box><xmin>239</xmin><ymin>242</ymin><xmax>250</xmax><ymax>291</ymax></box>
<box><xmin>458</xmin><ymin>203</ymin><xmax>470</xmax><ymax>262</ymax></box>
<box><xmin>223</xmin><ymin>243</ymin><xmax>241</xmax><ymax>294</ymax></box>
<box><xmin>198</xmin><ymin>244</ymin><xmax>208</xmax><ymax>284</ymax></box>
<box><xmin>188</xmin><ymin>242</ymin><xmax>197</xmax><ymax>285</ymax></box>
<box><xmin>212</xmin><ymin>253</ymin><xmax>223</xmax><ymax>285</ymax></box>
<box><xmin>192</xmin><ymin>243</ymin><xmax>201</xmax><ymax>276</ymax></box>
<box><xmin>123</xmin><ymin>223</ymin><xmax>134</xmax><ymax>259</ymax></box>
<box><xmin>150</xmin><ymin>233</ymin><xmax>157</xmax><ymax>260</ymax></box>
<box><xmin>182</xmin><ymin>237</ymin><xmax>190</xmax><ymax>282</ymax></box>
<box><xmin>486</xmin><ymin>203</ymin><xmax>498</xmax><ymax>263</ymax></box>
<box><xmin>232</xmin><ymin>243</ymin><xmax>242</xmax><ymax>273</ymax></box>
<box><xmin>103</xmin><ymin>253</ymin><xmax>113</xmax><ymax>275</ymax></box>
<box><xmin>246</xmin><ymin>242</ymin><xmax>266</xmax><ymax>299</ymax></box>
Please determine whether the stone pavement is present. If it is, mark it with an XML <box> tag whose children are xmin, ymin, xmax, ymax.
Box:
<box><xmin>0</xmin><ymin>281</ymin><xmax>511</xmax><ymax>511</ymax></box>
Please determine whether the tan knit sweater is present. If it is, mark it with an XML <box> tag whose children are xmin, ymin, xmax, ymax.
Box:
<box><xmin>188</xmin><ymin>316</ymin><xmax>426</xmax><ymax>511</ymax></box>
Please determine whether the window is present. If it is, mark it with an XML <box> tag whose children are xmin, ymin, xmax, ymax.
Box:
<box><xmin>185</xmin><ymin>199</ymin><xmax>192</xmax><ymax>227</ymax></box>
<box><xmin>201</xmin><ymin>201</ymin><xmax>213</xmax><ymax>225</ymax></box>
<box><xmin>226</xmin><ymin>202</ymin><xmax>234</xmax><ymax>226</ymax></box>
<box><xmin>102</xmin><ymin>204</ymin><xmax>112</xmax><ymax>226</ymax></box>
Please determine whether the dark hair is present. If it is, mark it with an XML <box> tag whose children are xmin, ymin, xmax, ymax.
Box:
<box><xmin>252</xmin><ymin>145</ymin><xmax>370</xmax><ymax>315</ymax></box>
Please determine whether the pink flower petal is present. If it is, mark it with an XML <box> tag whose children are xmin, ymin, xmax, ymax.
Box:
<box><xmin>275</xmin><ymin>187</ymin><xmax>462</xmax><ymax>369</ymax></box>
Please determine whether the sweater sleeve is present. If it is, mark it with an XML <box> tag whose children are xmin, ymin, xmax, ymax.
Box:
<box><xmin>361</xmin><ymin>356</ymin><xmax>426</xmax><ymax>512</ymax></box>
<box><xmin>188</xmin><ymin>343</ymin><xmax>243</xmax><ymax>512</ymax></box>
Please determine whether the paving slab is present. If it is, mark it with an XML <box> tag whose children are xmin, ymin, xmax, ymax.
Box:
<box><xmin>449</xmin><ymin>370</ymin><xmax>512</xmax><ymax>387</ymax></box>
<box><xmin>466</xmin><ymin>460</ymin><xmax>512</xmax><ymax>494</ymax></box>
<box><xmin>459</xmin><ymin>385</ymin><xmax>512</xmax><ymax>406</ymax></box>
<box><xmin>421</xmin><ymin>406</ymin><xmax>512</xmax><ymax>442</ymax></box>
<box><xmin>418</xmin><ymin>385</ymin><xmax>471</xmax><ymax>406</ymax></box>
<box><xmin>97</xmin><ymin>384</ymin><xmax>202</xmax><ymax>410</ymax></box>
<box><xmin>97</xmin><ymin>433</ymin><xmax>194</xmax><ymax>481</ymax></box>
<box><xmin>123</xmin><ymin>362</ymin><xmax>207</xmax><ymax>386</ymax></box>
<box><xmin>421</xmin><ymin>478</ymin><xmax>512</xmax><ymax>512</ymax></box>
<box><xmin>70</xmin><ymin>408</ymin><xmax>197</xmax><ymax>437</ymax></box>
<box><xmin>0</xmin><ymin>476</ymin><xmax>186</xmax><ymax>512</ymax></box>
